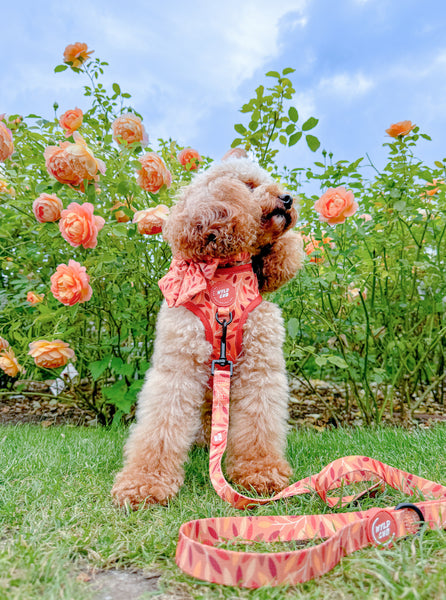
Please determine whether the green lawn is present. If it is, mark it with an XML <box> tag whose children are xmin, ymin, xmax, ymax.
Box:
<box><xmin>1</xmin><ymin>424</ymin><xmax>446</xmax><ymax>599</ymax></box>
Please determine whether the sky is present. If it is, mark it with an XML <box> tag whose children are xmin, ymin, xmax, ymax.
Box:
<box><xmin>3</xmin><ymin>0</ymin><xmax>446</xmax><ymax>184</ymax></box>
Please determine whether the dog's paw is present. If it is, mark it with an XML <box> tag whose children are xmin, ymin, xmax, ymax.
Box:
<box><xmin>111</xmin><ymin>469</ymin><xmax>182</xmax><ymax>509</ymax></box>
<box><xmin>228</xmin><ymin>457</ymin><xmax>293</xmax><ymax>495</ymax></box>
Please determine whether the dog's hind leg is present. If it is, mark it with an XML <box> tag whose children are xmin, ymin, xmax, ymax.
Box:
<box><xmin>224</xmin><ymin>301</ymin><xmax>293</xmax><ymax>495</ymax></box>
<box><xmin>112</xmin><ymin>304</ymin><xmax>211</xmax><ymax>508</ymax></box>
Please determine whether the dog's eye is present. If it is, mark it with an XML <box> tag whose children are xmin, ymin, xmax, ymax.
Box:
<box><xmin>244</xmin><ymin>181</ymin><xmax>256</xmax><ymax>190</ymax></box>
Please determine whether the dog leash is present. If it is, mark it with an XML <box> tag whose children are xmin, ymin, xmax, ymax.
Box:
<box><xmin>176</xmin><ymin>363</ymin><xmax>446</xmax><ymax>587</ymax></box>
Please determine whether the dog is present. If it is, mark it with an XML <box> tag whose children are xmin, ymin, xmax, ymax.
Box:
<box><xmin>112</xmin><ymin>157</ymin><xmax>304</xmax><ymax>508</ymax></box>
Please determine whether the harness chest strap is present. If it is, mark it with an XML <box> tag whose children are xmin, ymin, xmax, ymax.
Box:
<box><xmin>175</xmin><ymin>369</ymin><xmax>446</xmax><ymax>588</ymax></box>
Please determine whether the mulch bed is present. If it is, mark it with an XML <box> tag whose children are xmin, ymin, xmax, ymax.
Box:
<box><xmin>1</xmin><ymin>378</ymin><xmax>446</xmax><ymax>429</ymax></box>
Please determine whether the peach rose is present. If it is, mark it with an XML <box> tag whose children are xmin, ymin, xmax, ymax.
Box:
<box><xmin>133</xmin><ymin>205</ymin><xmax>169</xmax><ymax>234</ymax></box>
<box><xmin>50</xmin><ymin>259</ymin><xmax>92</xmax><ymax>306</ymax></box>
<box><xmin>385</xmin><ymin>120</ymin><xmax>415</xmax><ymax>138</ymax></box>
<box><xmin>137</xmin><ymin>152</ymin><xmax>172</xmax><ymax>193</ymax></box>
<box><xmin>358</xmin><ymin>213</ymin><xmax>372</xmax><ymax>222</ymax></box>
<box><xmin>0</xmin><ymin>121</ymin><xmax>14</xmax><ymax>162</ymax></box>
<box><xmin>44</xmin><ymin>132</ymin><xmax>106</xmax><ymax>188</ymax></box>
<box><xmin>33</xmin><ymin>193</ymin><xmax>63</xmax><ymax>223</ymax></box>
<box><xmin>112</xmin><ymin>113</ymin><xmax>148</xmax><ymax>146</ymax></box>
<box><xmin>27</xmin><ymin>291</ymin><xmax>45</xmax><ymax>305</ymax></box>
<box><xmin>0</xmin><ymin>178</ymin><xmax>15</xmax><ymax>196</ymax></box>
<box><xmin>63</xmin><ymin>42</ymin><xmax>94</xmax><ymax>67</ymax></box>
<box><xmin>222</xmin><ymin>148</ymin><xmax>248</xmax><ymax>161</ymax></box>
<box><xmin>28</xmin><ymin>339</ymin><xmax>75</xmax><ymax>369</ymax></box>
<box><xmin>314</xmin><ymin>187</ymin><xmax>358</xmax><ymax>225</ymax></box>
<box><xmin>110</xmin><ymin>201</ymin><xmax>136</xmax><ymax>223</ymax></box>
<box><xmin>59</xmin><ymin>108</ymin><xmax>83</xmax><ymax>137</ymax></box>
<box><xmin>0</xmin><ymin>337</ymin><xmax>10</xmax><ymax>350</ymax></box>
<box><xmin>348</xmin><ymin>285</ymin><xmax>367</xmax><ymax>303</ymax></box>
<box><xmin>59</xmin><ymin>202</ymin><xmax>105</xmax><ymax>249</ymax></box>
<box><xmin>178</xmin><ymin>147</ymin><xmax>201</xmax><ymax>170</ymax></box>
<box><xmin>0</xmin><ymin>349</ymin><xmax>21</xmax><ymax>377</ymax></box>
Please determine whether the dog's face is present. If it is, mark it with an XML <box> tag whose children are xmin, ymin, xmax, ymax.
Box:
<box><xmin>163</xmin><ymin>158</ymin><xmax>298</xmax><ymax>261</ymax></box>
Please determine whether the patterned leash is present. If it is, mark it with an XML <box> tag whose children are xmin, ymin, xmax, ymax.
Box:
<box><xmin>176</xmin><ymin>368</ymin><xmax>446</xmax><ymax>588</ymax></box>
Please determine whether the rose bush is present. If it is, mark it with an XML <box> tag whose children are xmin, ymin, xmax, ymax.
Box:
<box><xmin>0</xmin><ymin>50</ymin><xmax>444</xmax><ymax>426</ymax></box>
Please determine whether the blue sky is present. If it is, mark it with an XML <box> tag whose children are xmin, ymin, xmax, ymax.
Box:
<box><xmin>3</xmin><ymin>0</ymin><xmax>446</xmax><ymax>179</ymax></box>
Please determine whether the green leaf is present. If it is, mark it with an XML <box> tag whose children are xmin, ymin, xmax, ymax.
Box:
<box><xmin>54</xmin><ymin>64</ymin><xmax>68</xmax><ymax>73</ymax></box>
<box><xmin>315</xmin><ymin>355</ymin><xmax>328</xmax><ymax>367</ymax></box>
<box><xmin>287</xmin><ymin>317</ymin><xmax>299</xmax><ymax>338</ymax></box>
<box><xmin>112</xmin><ymin>83</ymin><xmax>121</xmax><ymax>95</ymax></box>
<box><xmin>234</xmin><ymin>123</ymin><xmax>247</xmax><ymax>135</ymax></box>
<box><xmin>302</xmin><ymin>117</ymin><xmax>319</xmax><ymax>131</ymax></box>
<box><xmin>289</xmin><ymin>131</ymin><xmax>302</xmax><ymax>147</ymax></box>
<box><xmin>394</xmin><ymin>201</ymin><xmax>407</xmax><ymax>212</ymax></box>
<box><xmin>282</xmin><ymin>67</ymin><xmax>296</xmax><ymax>75</ymax></box>
<box><xmin>306</xmin><ymin>134</ymin><xmax>321</xmax><ymax>152</ymax></box>
<box><xmin>327</xmin><ymin>355</ymin><xmax>348</xmax><ymax>369</ymax></box>
<box><xmin>434</xmin><ymin>161</ymin><xmax>444</xmax><ymax>168</ymax></box>
<box><xmin>89</xmin><ymin>356</ymin><xmax>111</xmax><ymax>381</ymax></box>
<box><xmin>288</xmin><ymin>107</ymin><xmax>299</xmax><ymax>123</ymax></box>
<box><xmin>279</xmin><ymin>134</ymin><xmax>287</xmax><ymax>145</ymax></box>
<box><xmin>265</xmin><ymin>71</ymin><xmax>280</xmax><ymax>78</ymax></box>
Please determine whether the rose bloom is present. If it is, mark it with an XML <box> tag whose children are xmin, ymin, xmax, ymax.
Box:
<box><xmin>385</xmin><ymin>120</ymin><xmax>415</xmax><ymax>138</ymax></box>
<box><xmin>0</xmin><ymin>336</ymin><xmax>10</xmax><ymax>350</ymax></box>
<box><xmin>27</xmin><ymin>291</ymin><xmax>45</xmax><ymax>305</ymax></box>
<box><xmin>33</xmin><ymin>193</ymin><xmax>63</xmax><ymax>223</ymax></box>
<box><xmin>314</xmin><ymin>187</ymin><xmax>358</xmax><ymax>225</ymax></box>
<box><xmin>178</xmin><ymin>147</ymin><xmax>201</xmax><ymax>170</ymax></box>
<box><xmin>0</xmin><ymin>121</ymin><xmax>14</xmax><ymax>162</ymax></box>
<box><xmin>44</xmin><ymin>132</ymin><xmax>106</xmax><ymax>188</ymax></box>
<box><xmin>0</xmin><ymin>349</ymin><xmax>21</xmax><ymax>377</ymax></box>
<box><xmin>50</xmin><ymin>259</ymin><xmax>92</xmax><ymax>306</ymax></box>
<box><xmin>59</xmin><ymin>202</ymin><xmax>105</xmax><ymax>249</ymax></box>
<box><xmin>348</xmin><ymin>285</ymin><xmax>367</xmax><ymax>303</ymax></box>
<box><xmin>222</xmin><ymin>148</ymin><xmax>248</xmax><ymax>161</ymax></box>
<box><xmin>0</xmin><ymin>178</ymin><xmax>15</xmax><ymax>196</ymax></box>
<box><xmin>63</xmin><ymin>42</ymin><xmax>94</xmax><ymax>67</ymax></box>
<box><xmin>112</xmin><ymin>113</ymin><xmax>148</xmax><ymax>146</ymax></box>
<box><xmin>111</xmin><ymin>201</ymin><xmax>136</xmax><ymax>223</ymax></box>
<box><xmin>137</xmin><ymin>152</ymin><xmax>172</xmax><ymax>193</ymax></box>
<box><xmin>29</xmin><ymin>339</ymin><xmax>75</xmax><ymax>369</ymax></box>
<box><xmin>133</xmin><ymin>205</ymin><xmax>169</xmax><ymax>234</ymax></box>
<box><xmin>358</xmin><ymin>213</ymin><xmax>372</xmax><ymax>222</ymax></box>
<box><xmin>59</xmin><ymin>108</ymin><xmax>83</xmax><ymax>137</ymax></box>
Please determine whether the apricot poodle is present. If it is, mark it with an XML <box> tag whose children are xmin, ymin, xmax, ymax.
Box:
<box><xmin>112</xmin><ymin>157</ymin><xmax>303</xmax><ymax>508</ymax></box>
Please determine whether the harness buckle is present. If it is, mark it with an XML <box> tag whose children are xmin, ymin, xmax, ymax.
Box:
<box><xmin>211</xmin><ymin>312</ymin><xmax>234</xmax><ymax>376</ymax></box>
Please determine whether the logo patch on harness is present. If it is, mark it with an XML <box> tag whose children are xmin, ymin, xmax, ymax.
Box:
<box><xmin>210</xmin><ymin>281</ymin><xmax>236</xmax><ymax>307</ymax></box>
<box><xmin>368</xmin><ymin>510</ymin><xmax>397</xmax><ymax>546</ymax></box>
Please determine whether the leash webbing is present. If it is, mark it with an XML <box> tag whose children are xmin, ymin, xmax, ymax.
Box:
<box><xmin>175</xmin><ymin>368</ymin><xmax>446</xmax><ymax>588</ymax></box>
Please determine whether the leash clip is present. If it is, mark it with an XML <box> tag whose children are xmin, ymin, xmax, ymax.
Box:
<box><xmin>211</xmin><ymin>312</ymin><xmax>234</xmax><ymax>376</ymax></box>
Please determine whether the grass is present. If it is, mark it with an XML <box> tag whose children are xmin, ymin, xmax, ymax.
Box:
<box><xmin>1</xmin><ymin>424</ymin><xmax>446</xmax><ymax>599</ymax></box>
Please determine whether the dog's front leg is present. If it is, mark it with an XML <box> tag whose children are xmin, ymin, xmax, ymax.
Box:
<box><xmin>224</xmin><ymin>301</ymin><xmax>293</xmax><ymax>495</ymax></box>
<box><xmin>112</xmin><ymin>305</ymin><xmax>211</xmax><ymax>508</ymax></box>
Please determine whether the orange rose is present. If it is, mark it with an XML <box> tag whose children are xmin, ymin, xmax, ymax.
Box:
<box><xmin>112</xmin><ymin>113</ymin><xmax>148</xmax><ymax>146</ymax></box>
<box><xmin>385</xmin><ymin>120</ymin><xmax>415</xmax><ymax>138</ymax></box>
<box><xmin>28</xmin><ymin>340</ymin><xmax>75</xmax><ymax>369</ymax></box>
<box><xmin>0</xmin><ymin>349</ymin><xmax>21</xmax><ymax>377</ymax></box>
<box><xmin>314</xmin><ymin>187</ymin><xmax>358</xmax><ymax>225</ymax></box>
<box><xmin>0</xmin><ymin>178</ymin><xmax>15</xmax><ymax>196</ymax></box>
<box><xmin>27</xmin><ymin>291</ymin><xmax>45</xmax><ymax>305</ymax></box>
<box><xmin>178</xmin><ymin>147</ymin><xmax>201</xmax><ymax>170</ymax></box>
<box><xmin>133</xmin><ymin>205</ymin><xmax>169</xmax><ymax>234</ymax></box>
<box><xmin>33</xmin><ymin>193</ymin><xmax>63</xmax><ymax>223</ymax></box>
<box><xmin>0</xmin><ymin>121</ymin><xmax>14</xmax><ymax>162</ymax></box>
<box><xmin>0</xmin><ymin>337</ymin><xmax>10</xmax><ymax>351</ymax></box>
<box><xmin>222</xmin><ymin>148</ymin><xmax>248</xmax><ymax>161</ymax></box>
<box><xmin>50</xmin><ymin>259</ymin><xmax>92</xmax><ymax>306</ymax></box>
<box><xmin>59</xmin><ymin>202</ymin><xmax>105</xmax><ymax>249</ymax></box>
<box><xmin>110</xmin><ymin>201</ymin><xmax>136</xmax><ymax>223</ymax></box>
<box><xmin>63</xmin><ymin>43</ymin><xmax>94</xmax><ymax>67</ymax></box>
<box><xmin>44</xmin><ymin>132</ymin><xmax>106</xmax><ymax>188</ymax></box>
<box><xmin>59</xmin><ymin>108</ymin><xmax>83</xmax><ymax>137</ymax></box>
<box><xmin>137</xmin><ymin>152</ymin><xmax>172</xmax><ymax>193</ymax></box>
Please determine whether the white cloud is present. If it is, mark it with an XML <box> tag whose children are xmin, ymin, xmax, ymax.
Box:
<box><xmin>318</xmin><ymin>72</ymin><xmax>375</xmax><ymax>99</ymax></box>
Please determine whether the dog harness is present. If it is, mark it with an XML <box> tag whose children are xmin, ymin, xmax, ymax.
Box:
<box><xmin>159</xmin><ymin>256</ymin><xmax>262</xmax><ymax>370</ymax></box>
<box><xmin>160</xmin><ymin>255</ymin><xmax>446</xmax><ymax>589</ymax></box>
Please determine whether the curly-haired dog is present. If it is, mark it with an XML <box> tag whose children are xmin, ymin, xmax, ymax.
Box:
<box><xmin>112</xmin><ymin>157</ymin><xmax>304</xmax><ymax>508</ymax></box>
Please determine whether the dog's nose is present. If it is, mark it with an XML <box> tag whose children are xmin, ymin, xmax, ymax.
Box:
<box><xmin>279</xmin><ymin>194</ymin><xmax>294</xmax><ymax>209</ymax></box>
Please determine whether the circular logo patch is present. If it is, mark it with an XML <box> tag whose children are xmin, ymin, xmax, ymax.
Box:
<box><xmin>367</xmin><ymin>511</ymin><xmax>397</xmax><ymax>546</ymax></box>
<box><xmin>210</xmin><ymin>281</ymin><xmax>236</xmax><ymax>307</ymax></box>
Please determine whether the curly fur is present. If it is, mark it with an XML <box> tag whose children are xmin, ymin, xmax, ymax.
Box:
<box><xmin>112</xmin><ymin>158</ymin><xmax>304</xmax><ymax>508</ymax></box>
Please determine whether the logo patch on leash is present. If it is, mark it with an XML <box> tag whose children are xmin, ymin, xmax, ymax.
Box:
<box><xmin>210</xmin><ymin>281</ymin><xmax>236</xmax><ymax>307</ymax></box>
<box><xmin>368</xmin><ymin>510</ymin><xmax>397</xmax><ymax>546</ymax></box>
